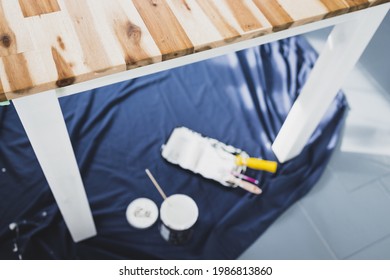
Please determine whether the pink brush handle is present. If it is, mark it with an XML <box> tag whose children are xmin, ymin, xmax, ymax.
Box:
<box><xmin>227</xmin><ymin>175</ymin><xmax>262</xmax><ymax>195</ymax></box>
<box><xmin>232</xmin><ymin>172</ymin><xmax>259</xmax><ymax>185</ymax></box>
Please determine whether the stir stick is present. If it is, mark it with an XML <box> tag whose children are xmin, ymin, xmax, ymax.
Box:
<box><xmin>145</xmin><ymin>169</ymin><xmax>167</xmax><ymax>200</ymax></box>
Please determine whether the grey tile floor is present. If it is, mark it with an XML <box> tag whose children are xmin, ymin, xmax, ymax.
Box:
<box><xmin>239</xmin><ymin>20</ymin><xmax>390</xmax><ymax>260</ymax></box>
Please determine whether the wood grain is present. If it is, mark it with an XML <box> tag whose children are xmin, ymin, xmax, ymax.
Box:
<box><xmin>369</xmin><ymin>0</ymin><xmax>390</xmax><ymax>5</ymax></box>
<box><xmin>278</xmin><ymin>0</ymin><xmax>329</xmax><ymax>25</ymax></box>
<box><xmin>132</xmin><ymin>0</ymin><xmax>194</xmax><ymax>60</ymax></box>
<box><xmin>62</xmin><ymin>0</ymin><xmax>124</xmax><ymax>75</ymax></box>
<box><xmin>51</xmin><ymin>47</ymin><xmax>75</xmax><ymax>87</ymax></box>
<box><xmin>114</xmin><ymin>20</ymin><xmax>151</xmax><ymax>67</ymax></box>
<box><xmin>344</xmin><ymin>0</ymin><xmax>370</xmax><ymax>11</ymax></box>
<box><xmin>0</xmin><ymin>2</ymin><xmax>17</xmax><ymax>56</ymax></box>
<box><xmin>23</xmin><ymin>8</ymin><xmax>87</xmax><ymax>90</ymax></box>
<box><xmin>225</xmin><ymin>0</ymin><xmax>263</xmax><ymax>32</ymax></box>
<box><xmin>18</xmin><ymin>0</ymin><xmax>60</xmax><ymax>17</ymax></box>
<box><xmin>96</xmin><ymin>0</ymin><xmax>162</xmax><ymax>70</ymax></box>
<box><xmin>0</xmin><ymin>0</ymin><xmax>387</xmax><ymax>99</ymax></box>
<box><xmin>2</xmin><ymin>49</ymin><xmax>71</xmax><ymax>100</ymax></box>
<box><xmin>252</xmin><ymin>0</ymin><xmax>294</xmax><ymax>31</ymax></box>
<box><xmin>2</xmin><ymin>53</ymin><xmax>33</xmax><ymax>94</ymax></box>
<box><xmin>0</xmin><ymin>0</ymin><xmax>34</xmax><ymax>57</ymax></box>
<box><xmin>0</xmin><ymin>79</ymin><xmax>6</xmax><ymax>102</ymax></box>
<box><xmin>320</xmin><ymin>0</ymin><xmax>349</xmax><ymax>10</ymax></box>
<box><xmin>166</xmin><ymin>0</ymin><xmax>224</xmax><ymax>51</ymax></box>
<box><xmin>196</xmin><ymin>0</ymin><xmax>241</xmax><ymax>42</ymax></box>
<box><xmin>320</xmin><ymin>0</ymin><xmax>350</xmax><ymax>17</ymax></box>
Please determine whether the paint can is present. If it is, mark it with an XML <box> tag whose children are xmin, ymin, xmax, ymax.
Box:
<box><xmin>126</xmin><ymin>198</ymin><xmax>159</xmax><ymax>229</ymax></box>
<box><xmin>159</xmin><ymin>194</ymin><xmax>199</xmax><ymax>245</ymax></box>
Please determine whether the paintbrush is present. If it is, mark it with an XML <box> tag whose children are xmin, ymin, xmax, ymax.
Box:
<box><xmin>226</xmin><ymin>175</ymin><xmax>262</xmax><ymax>195</ymax></box>
<box><xmin>235</xmin><ymin>155</ymin><xmax>278</xmax><ymax>173</ymax></box>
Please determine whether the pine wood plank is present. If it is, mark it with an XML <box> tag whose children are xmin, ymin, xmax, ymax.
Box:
<box><xmin>278</xmin><ymin>0</ymin><xmax>329</xmax><ymax>25</ymax></box>
<box><xmin>252</xmin><ymin>0</ymin><xmax>295</xmax><ymax>32</ymax></box>
<box><xmin>0</xmin><ymin>0</ymin><xmax>33</xmax><ymax>57</ymax></box>
<box><xmin>0</xmin><ymin>0</ymin><xmax>388</xmax><ymax>99</ymax></box>
<box><xmin>320</xmin><ymin>0</ymin><xmax>350</xmax><ymax>17</ymax></box>
<box><xmin>91</xmin><ymin>0</ymin><xmax>162</xmax><ymax>69</ymax></box>
<box><xmin>225</xmin><ymin>0</ymin><xmax>273</xmax><ymax>39</ymax></box>
<box><xmin>194</xmin><ymin>0</ymin><xmax>272</xmax><ymax>41</ymax></box>
<box><xmin>51</xmin><ymin>46</ymin><xmax>76</xmax><ymax>87</ymax></box>
<box><xmin>132</xmin><ymin>0</ymin><xmax>194</xmax><ymax>60</ymax></box>
<box><xmin>0</xmin><ymin>79</ymin><xmax>6</xmax><ymax>102</ymax></box>
<box><xmin>196</xmin><ymin>0</ymin><xmax>241</xmax><ymax>42</ymax></box>
<box><xmin>166</xmin><ymin>0</ymin><xmax>224</xmax><ymax>51</ymax></box>
<box><xmin>61</xmin><ymin>0</ymin><xmax>125</xmax><ymax>75</ymax></box>
<box><xmin>344</xmin><ymin>0</ymin><xmax>370</xmax><ymax>11</ymax></box>
<box><xmin>18</xmin><ymin>0</ymin><xmax>60</xmax><ymax>17</ymax></box>
<box><xmin>241</xmin><ymin>0</ymin><xmax>274</xmax><ymax>36</ymax></box>
<box><xmin>225</xmin><ymin>0</ymin><xmax>263</xmax><ymax>32</ymax></box>
<box><xmin>320</xmin><ymin>0</ymin><xmax>348</xmax><ymax>10</ymax></box>
<box><xmin>23</xmin><ymin>10</ymin><xmax>89</xmax><ymax>89</ymax></box>
<box><xmin>320</xmin><ymin>0</ymin><xmax>370</xmax><ymax>16</ymax></box>
<box><xmin>196</xmin><ymin>0</ymin><xmax>272</xmax><ymax>41</ymax></box>
<box><xmin>344</xmin><ymin>0</ymin><xmax>370</xmax><ymax>6</ymax></box>
<box><xmin>0</xmin><ymin>50</ymin><xmax>57</xmax><ymax>100</ymax></box>
<box><xmin>369</xmin><ymin>0</ymin><xmax>390</xmax><ymax>6</ymax></box>
<box><xmin>0</xmin><ymin>1</ymin><xmax>17</xmax><ymax>56</ymax></box>
<box><xmin>1</xmin><ymin>53</ymin><xmax>33</xmax><ymax>94</ymax></box>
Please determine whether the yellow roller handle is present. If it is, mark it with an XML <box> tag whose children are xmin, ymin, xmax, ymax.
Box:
<box><xmin>236</xmin><ymin>155</ymin><xmax>278</xmax><ymax>173</ymax></box>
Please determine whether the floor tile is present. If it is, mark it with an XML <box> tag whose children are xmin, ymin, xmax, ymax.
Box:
<box><xmin>379</xmin><ymin>174</ymin><xmax>390</xmax><ymax>194</ymax></box>
<box><xmin>300</xmin><ymin>174</ymin><xmax>390</xmax><ymax>259</ymax></box>
<box><xmin>340</xmin><ymin>82</ymin><xmax>390</xmax><ymax>159</ymax></box>
<box><xmin>329</xmin><ymin>151</ymin><xmax>390</xmax><ymax>192</ymax></box>
<box><xmin>330</xmin><ymin>66</ymin><xmax>390</xmax><ymax>191</ymax></box>
<box><xmin>359</xmin><ymin>13</ymin><xmax>390</xmax><ymax>93</ymax></box>
<box><xmin>242</xmin><ymin>28</ymin><xmax>390</xmax><ymax>260</ymax></box>
<box><xmin>238</xmin><ymin>203</ymin><xmax>335</xmax><ymax>260</ymax></box>
<box><xmin>347</xmin><ymin>234</ymin><xmax>390</xmax><ymax>260</ymax></box>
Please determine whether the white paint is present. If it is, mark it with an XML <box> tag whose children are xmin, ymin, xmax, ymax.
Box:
<box><xmin>8</xmin><ymin>223</ymin><xmax>17</xmax><ymax>231</ymax></box>
<box><xmin>160</xmin><ymin>194</ymin><xmax>198</xmax><ymax>231</ymax></box>
<box><xmin>272</xmin><ymin>5</ymin><xmax>389</xmax><ymax>163</ymax></box>
<box><xmin>13</xmin><ymin>90</ymin><xmax>96</xmax><ymax>242</ymax></box>
<box><xmin>126</xmin><ymin>198</ymin><xmax>159</xmax><ymax>229</ymax></box>
<box><xmin>161</xmin><ymin>127</ymin><xmax>240</xmax><ymax>186</ymax></box>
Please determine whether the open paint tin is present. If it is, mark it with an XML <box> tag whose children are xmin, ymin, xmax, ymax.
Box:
<box><xmin>126</xmin><ymin>198</ymin><xmax>159</xmax><ymax>229</ymax></box>
<box><xmin>159</xmin><ymin>194</ymin><xmax>199</xmax><ymax>245</ymax></box>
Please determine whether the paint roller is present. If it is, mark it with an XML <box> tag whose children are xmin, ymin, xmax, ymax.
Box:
<box><xmin>161</xmin><ymin>127</ymin><xmax>277</xmax><ymax>195</ymax></box>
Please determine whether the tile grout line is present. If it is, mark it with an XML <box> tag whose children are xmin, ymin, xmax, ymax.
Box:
<box><xmin>297</xmin><ymin>202</ymin><xmax>339</xmax><ymax>260</ymax></box>
<box><xmin>341</xmin><ymin>178</ymin><xmax>390</xmax><ymax>259</ymax></box>
<box><xmin>346</xmin><ymin>176</ymin><xmax>387</xmax><ymax>194</ymax></box>
<box><xmin>342</xmin><ymin>231</ymin><xmax>390</xmax><ymax>260</ymax></box>
<box><xmin>355</xmin><ymin>61</ymin><xmax>390</xmax><ymax>104</ymax></box>
<box><xmin>330</xmin><ymin>169</ymin><xmax>348</xmax><ymax>191</ymax></box>
<box><xmin>378</xmin><ymin>178</ymin><xmax>390</xmax><ymax>199</ymax></box>
<box><xmin>332</xmin><ymin>164</ymin><xmax>390</xmax><ymax>194</ymax></box>
<box><xmin>344</xmin><ymin>61</ymin><xmax>390</xmax><ymax>96</ymax></box>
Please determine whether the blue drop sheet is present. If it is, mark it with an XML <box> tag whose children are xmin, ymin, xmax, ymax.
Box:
<box><xmin>0</xmin><ymin>36</ymin><xmax>347</xmax><ymax>259</ymax></box>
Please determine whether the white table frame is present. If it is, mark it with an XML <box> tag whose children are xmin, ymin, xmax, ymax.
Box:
<box><xmin>10</xmin><ymin>4</ymin><xmax>389</xmax><ymax>242</ymax></box>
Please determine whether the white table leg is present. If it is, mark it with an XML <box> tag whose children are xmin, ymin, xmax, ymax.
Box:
<box><xmin>13</xmin><ymin>90</ymin><xmax>96</xmax><ymax>242</ymax></box>
<box><xmin>272</xmin><ymin>6</ymin><xmax>389</xmax><ymax>163</ymax></box>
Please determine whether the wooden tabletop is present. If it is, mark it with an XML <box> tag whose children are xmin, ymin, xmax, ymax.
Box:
<box><xmin>0</xmin><ymin>0</ymin><xmax>388</xmax><ymax>102</ymax></box>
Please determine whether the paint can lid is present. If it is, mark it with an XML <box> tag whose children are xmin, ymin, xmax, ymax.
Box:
<box><xmin>126</xmin><ymin>198</ymin><xmax>159</xmax><ymax>229</ymax></box>
<box><xmin>160</xmin><ymin>194</ymin><xmax>198</xmax><ymax>231</ymax></box>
